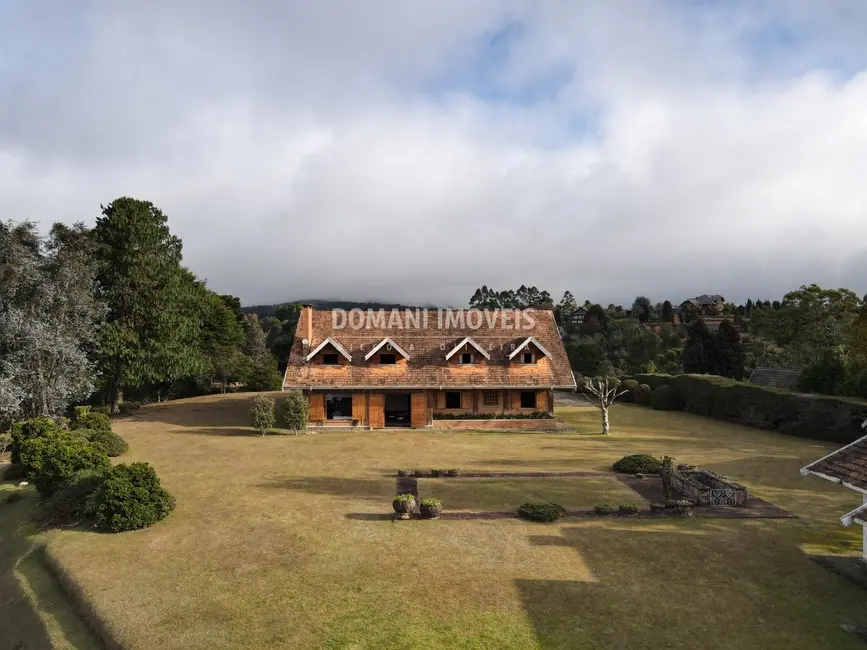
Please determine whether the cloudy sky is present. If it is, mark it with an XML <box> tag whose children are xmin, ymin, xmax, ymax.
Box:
<box><xmin>2</xmin><ymin>1</ymin><xmax>867</xmax><ymax>307</ymax></box>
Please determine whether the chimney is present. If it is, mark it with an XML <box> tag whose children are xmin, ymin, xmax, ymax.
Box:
<box><xmin>302</xmin><ymin>304</ymin><xmax>314</xmax><ymax>346</ymax></box>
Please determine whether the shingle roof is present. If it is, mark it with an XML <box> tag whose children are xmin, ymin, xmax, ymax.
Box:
<box><xmin>283</xmin><ymin>308</ymin><xmax>576</xmax><ymax>389</ymax></box>
<box><xmin>801</xmin><ymin>434</ymin><xmax>867</xmax><ymax>491</ymax></box>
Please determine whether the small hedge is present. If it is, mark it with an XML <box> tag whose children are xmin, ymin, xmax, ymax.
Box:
<box><xmin>619</xmin><ymin>379</ymin><xmax>639</xmax><ymax>402</ymax></box>
<box><xmin>251</xmin><ymin>394</ymin><xmax>276</xmax><ymax>435</ymax></box>
<box><xmin>86</xmin><ymin>429</ymin><xmax>129</xmax><ymax>457</ymax></box>
<box><xmin>39</xmin><ymin>470</ymin><xmax>106</xmax><ymax>525</ymax></box>
<box><xmin>650</xmin><ymin>385</ymin><xmax>681</xmax><ymax>411</ymax></box>
<box><xmin>88</xmin><ymin>462</ymin><xmax>175</xmax><ymax>532</ymax></box>
<box><xmin>433</xmin><ymin>411</ymin><xmax>554</xmax><ymax>420</ymax></box>
<box><xmin>613</xmin><ymin>454</ymin><xmax>663</xmax><ymax>474</ymax></box>
<box><xmin>518</xmin><ymin>502</ymin><xmax>567</xmax><ymax>522</ymax></box>
<box><xmin>632</xmin><ymin>384</ymin><xmax>652</xmax><ymax>405</ymax></box>
<box><xmin>633</xmin><ymin>374</ymin><xmax>675</xmax><ymax>391</ymax></box>
<box><xmin>70</xmin><ymin>407</ymin><xmax>112</xmax><ymax>434</ymax></box>
<box><xmin>19</xmin><ymin>430</ymin><xmax>111</xmax><ymax>497</ymax></box>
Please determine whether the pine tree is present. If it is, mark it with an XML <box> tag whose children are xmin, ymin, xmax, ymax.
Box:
<box><xmin>713</xmin><ymin>319</ymin><xmax>745</xmax><ymax>379</ymax></box>
<box><xmin>243</xmin><ymin>315</ymin><xmax>282</xmax><ymax>391</ymax></box>
<box><xmin>93</xmin><ymin>198</ymin><xmax>206</xmax><ymax>410</ymax></box>
<box><xmin>683</xmin><ymin>319</ymin><xmax>714</xmax><ymax>374</ymax></box>
<box><xmin>661</xmin><ymin>300</ymin><xmax>674</xmax><ymax>323</ymax></box>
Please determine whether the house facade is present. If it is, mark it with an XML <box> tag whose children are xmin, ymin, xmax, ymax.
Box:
<box><xmin>282</xmin><ymin>306</ymin><xmax>576</xmax><ymax>428</ymax></box>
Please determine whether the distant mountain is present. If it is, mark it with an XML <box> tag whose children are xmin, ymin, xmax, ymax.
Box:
<box><xmin>242</xmin><ymin>299</ymin><xmax>430</xmax><ymax>318</ymax></box>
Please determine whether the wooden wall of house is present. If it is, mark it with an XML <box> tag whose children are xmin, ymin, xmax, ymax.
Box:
<box><xmin>431</xmin><ymin>389</ymin><xmax>553</xmax><ymax>416</ymax></box>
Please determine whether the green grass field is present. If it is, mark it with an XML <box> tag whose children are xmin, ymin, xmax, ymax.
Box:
<box><xmin>2</xmin><ymin>395</ymin><xmax>866</xmax><ymax>649</ymax></box>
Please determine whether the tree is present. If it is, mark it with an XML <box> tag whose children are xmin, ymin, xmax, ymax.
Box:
<box><xmin>632</xmin><ymin>296</ymin><xmax>651</xmax><ymax>323</ymax></box>
<box><xmin>250</xmin><ymin>394</ymin><xmax>276</xmax><ymax>436</ymax></box>
<box><xmin>0</xmin><ymin>221</ymin><xmax>105</xmax><ymax>424</ymax></box>
<box><xmin>201</xmin><ymin>292</ymin><xmax>246</xmax><ymax>392</ymax></box>
<box><xmin>713</xmin><ymin>319</ymin><xmax>745</xmax><ymax>379</ymax></box>
<box><xmin>580</xmin><ymin>377</ymin><xmax>628</xmax><ymax>434</ymax></box>
<box><xmin>93</xmin><ymin>198</ymin><xmax>207</xmax><ymax>411</ymax></box>
<box><xmin>661</xmin><ymin>300</ymin><xmax>674</xmax><ymax>323</ymax></box>
<box><xmin>565</xmin><ymin>338</ymin><xmax>607</xmax><ymax>376</ymax></box>
<box><xmin>282</xmin><ymin>390</ymin><xmax>310</xmax><ymax>434</ymax></box>
<box><xmin>683</xmin><ymin>319</ymin><xmax>714</xmax><ymax>374</ymax></box>
<box><xmin>244</xmin><ymin>315</ymin><xmax>282</xmax><ymax>391</ymax></box>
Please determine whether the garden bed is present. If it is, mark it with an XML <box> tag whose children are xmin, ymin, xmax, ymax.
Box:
<box><xmin>434</xmin><ymin>419</ymin><xmax>560</xmax><ymax>431</ymax></box>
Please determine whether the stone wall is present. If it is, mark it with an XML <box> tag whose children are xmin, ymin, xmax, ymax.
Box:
<box><xmin>670</xmin><ymin>469</ymin><xmax>747</xmax><ymax>507</ymax></box>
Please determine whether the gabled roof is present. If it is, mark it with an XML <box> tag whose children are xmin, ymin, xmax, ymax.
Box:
<box><xmin>305</xmin><ymin>337</ymin><xmax>352</xmax><ymax>362</ymax></box>
<box><xmin>283</xmin><ymin>308</ymin><xmax>576</xmax><ymax>390</ymax></box>
<box><xmin>364</xmin><ymin>337</ymin><xmax>410</xmax><ymax>361</ymax></box>
<box><xmin>840</xmin><ymin>502</ymin><xmax>867</xmax><ymax>528</ymax></box>
<box><xmin>508</xmin><ymin>336</ymin><xmax>551</xmax><ymax>360</ymax></box>
<box><xmin>748</xmin><ymin>367</ymin><xmax>802</xmax><ymax>389</ymax></box>
<box><xmin>445</xmin><ymin>336</ymin><xmax>491</xmax><ymax>361</ymax></box>
<box><xmin>800</xmin><ymin>429</ymin><xmax>867</xmax><ymax>493</ymax></box>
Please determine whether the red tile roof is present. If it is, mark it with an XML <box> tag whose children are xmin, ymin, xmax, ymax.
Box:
<box><xmin>282</xmin><ymin>308</ymin><xmax>576</xmax><ymax>390</ymax></box>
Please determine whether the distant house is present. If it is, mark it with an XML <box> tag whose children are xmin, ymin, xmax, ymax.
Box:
<box><xmin>680</xmin><ymin>295</ymin><xmax>726</xmax><ymax>315</ymax></box>
<box><xmin>282</xmin><ymin>306</ymin><xmax>576</xmax><ymax>428</ymax></box>
<box><xmin>566</xmin><ymin>307</ymin><xmax>588</xmax><ymax>326</ymax></box>
<box><xmin>800</xmin><ymin>420</ymin><xmax>867</xmax><ymax>561</ymax></box>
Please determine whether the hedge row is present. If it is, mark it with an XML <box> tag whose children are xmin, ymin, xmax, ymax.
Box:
<box><xmin>631</xmin><ymin>374</ymin><xmax>867</xmax><ymax>444</ymax></box>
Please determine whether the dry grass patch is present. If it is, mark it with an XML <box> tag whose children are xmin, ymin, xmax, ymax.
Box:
<box><xmin>12</xmin><ymin>394</ymin><xmax>865</xmax><ymax>649</ymax></box>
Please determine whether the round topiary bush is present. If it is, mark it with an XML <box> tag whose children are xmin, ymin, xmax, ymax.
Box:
<box><xmin>650</xmin><ymin>385</ymin><xmax>681</xmax><ymax>411</ymax></box>
<box><xmin>613</xmin><ymin>454</ymin><xmax>663</xmax><ymax>475</ymax></box>
<box><xmin>87</xmin><ymin>429</ymin><xmax>129</xmax><ymax>457</ymax></box>
<box><xmin>70</xmin><ymin>407</ymin><xmax>112</xmax><ymax>434</ymax></box>
<box><xmin>632</xmin><ymin>384</ymin><xmax>652</xmax><ymax>405</ymax></box>
<box><xmin>619</xmin><ymin>379</ymin><xmax>639</xmax><ymax>402</ymax></box>
<box><xmin>518</xmin><ymin>502</ymin><xmax>567</xmax><ymax>522</ymax></box>
<box><xmin>19</xmin><ymin>430</ymin><xmax>111</xmax><ymax>497</ymax></box>
<box><xmin>87</xmin><ymin>462</ymin><xmax>176</xmax><ymax>532</ymax></box>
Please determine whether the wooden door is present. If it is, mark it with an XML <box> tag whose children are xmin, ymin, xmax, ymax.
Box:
<box><xmin>309</xmin><ymin>393</ymin><xmax>325</xmax><ymax>422</ymax></box>
<box><xmin>352</xmin><ymin>393</ymin><xmax>366</xmax><ymax>425</ymax></box>
<box><xmin>410</xmin><ymin>392</ymin><xmax>427</xmax><ymax>429</ymax></box>
<box><xmin>535</xmin><ymin>391</ymin><xmax>546</xmax><ymax>411</ymax></box>
<box><xmin>369</xmin><ymin>393</ymin><xmax>385</xmax><ymax>429</ymax></box>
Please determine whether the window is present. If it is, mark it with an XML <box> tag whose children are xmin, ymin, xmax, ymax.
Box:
<box><xmin>445</xmin><ymin>392</ymin><xmax>461</xmax><ymax>409</ymax></box>
<box><xmin>520</xmin><ymin>391</ymin><xmax>536</xmax><ymax>409</ymax></box>
<box><xmin>460</xmin><ymin>352</ymin><xmax>474</xmax><ymax>364</ymax></box>
<box><xmin>483</xmin><ymin>391</ymin><xmax>498</xmax><ymax>406</ymax></box>
<box><xmin>379</xmin><ymin>353</ymin><xmax>396</xmax><ymax>364</ymax></box>
<box><xmin>322</xmin><ymin>353</ymin><xmax>339</xmax><ymax>365</ymax></box>
<box><xmin>522</xmin><ymin>352</ymin><xmax>535</xmax><ymax>364</ymax></box>
<box><xmin>326</xmin><ymin>393</ymin><xmax>352</xmax><ymax>419</ymax></box>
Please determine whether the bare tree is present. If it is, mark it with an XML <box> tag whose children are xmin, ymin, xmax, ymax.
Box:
<box><xmin>580</xmin><ymin>376</ymin><xmax>628</xmax><ymax>434</ymax></box>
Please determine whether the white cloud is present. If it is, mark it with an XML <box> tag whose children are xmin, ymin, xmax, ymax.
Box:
<box><xmin>1</xmin><ymin>1</ymin><xmax>866</xmax><ymax>306</ymax></box>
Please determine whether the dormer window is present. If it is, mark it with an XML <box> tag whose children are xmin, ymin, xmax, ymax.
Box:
<box><xmin>380</xmin><ymin>354</ymin><xmax>396</xmax><ymax>365</ymax></box>
<box><xmin>460</xmin><ymin>353</ymin><xmax>474</xmax><ymax>364</ymax></box>
<box><xmin>522</xmin><ymin>352</ymin><xmax>535</xmax><ymax>364</ymax></box>
<box><xmin>322</xmin><ymin>354</ymin><xmax>339</xmax><ymax>365</ymax></box>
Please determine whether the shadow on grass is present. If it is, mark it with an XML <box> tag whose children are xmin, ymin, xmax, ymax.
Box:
<box><xmin>0</xmin><ymin>488</ymin><xmax>103</xmax><ymax>649</ymax></box>
<box><xmin>177</xmin><ymin>427</ymin><xmax>260</xmax><ymax>437</ymax></box>
<box><xmin>515</xmin><ymin>522</ymin><xmax>867</xmax><ymax>649</ymax></box>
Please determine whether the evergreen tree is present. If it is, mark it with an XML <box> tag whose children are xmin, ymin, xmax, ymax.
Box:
<box><xmin>632</xmin><ymin>296</ymin><xmax>651</xmax><ymax>323</ymax></box>
<box><xmin>661</xmin><ymin>300</ymin><xmax>674</xmax><ymax>323</ymax></box>
<box><xmin>713</xmin><ymin>319</ymin><xmax>745</xmax><ymax>379</ymax></box>
<box><xmin>683</xmin><ymin>319</ymin><xmax>714</xmax><ymax>374</ymax></box>
<box><xmin>93</xmin><ymin>198</ymin><xmax>205</xmax><ymax>410</ymax></box>
<box><xmin>243</xmin><ymin>315</ymin><xmax>282</xmax><ymax>391</ymax></box>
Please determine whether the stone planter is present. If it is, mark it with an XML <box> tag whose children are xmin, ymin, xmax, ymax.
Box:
<box><xmin>419</xmin><ymin>503</ymin><xmax>441</xmax><ymax>519</ymax></box>
<box><xmin>650</xmin><ymin>503</ymin><xmax>666</xmax><ymax>515</ymax></box>
<box><xmin>393</xmin><ymin>496</ymin><xmax>416</xmax><ymax>520</ymax></box>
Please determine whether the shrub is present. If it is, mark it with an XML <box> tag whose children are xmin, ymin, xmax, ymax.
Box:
<box><xmin>397</xmin><ymin>469</ymin><xmax>410</xmax><ymax>477</ymax></box>
<box><xmin>2</xmin><ymin>463</ymin><xmax>26</xmax><ymax>481</ymax></box>
<box><xmin>87</xmin><ymin>463</ymin><xmax>175</xmax><ymax>532</ymax></box>
<box><xmin>518</xmin><ymin>502</ymin><xmax>567</xmax><ymax>522</ymax></box>
<box><xmin>618</xmin><ymin>380</ymin><xmax>639</xmax><ymax>403</ymax></box>
<box><xmin>446</xmin><ymin>468</ymin><xmax>461</xmax><ymax>476</ymax></box>
<box><xmin>250</xmin><ymin>394</ymin><xmax>276</xmax><ymax>436</ymax></box>
<box><xmin>613</xmin><ymin>454</ymin><xmax>663</xmax><ymax>474</ymax></box>
<box><xmin>421</xmin><ymin>498</ymin><xmax>442</xmax><ymax>507</ymax></box>
<box><xmin>19</xmin><ymin>430</ymin><xmax>111</xmax><ymax>497</ymax></box>
<box><xmin>0</xmin><ymin>431</ymin><xmax>11</xmax><ymax>455</ymax></box>
<box><xmin>632</xmin><ymin>384</ymin><xmax>652</xmax><ymax>405</ymax></box>
<box><xmin>593</xmin><ymin>503</ymin><xmax>616</xmax><ymax>515</ymax></box>
<box><xmin>650</xmin><ymin>385</ymin><xmax>681</xmax><ymax>411</ymax></box>
<box><xmin>70</xmin><ymin>407</ymin><xmax>112</xmax><ymax>434</ymax></box>
<box><xmin>412</xmin><ymin>468</ymin><xmax>432</xmax><ymax>477</ymax></box>
<box><xmin>430</xmin><ymin>468</ymin><xmax>446</xmax><ymax>477</ymax></box>
<box><xmin>92</xmin><ymin>406</ymin><xmax>110</xmax><ymax>416</ymax></box>
<box><xmin>11</xmin><ymin>417</ymin><xmax>59</xmax><ymax>465</ymax></box>
<box><xmin>118</xmin><ymin>401</ymin><xmax>142</xmax><ymax>416</ymax></box>
<box><xmin>393</xmin><ymin>493</ymin><xmax>415</xmax><ymax>503</ymax></box>
<box><xmin>282</xmin><ymin>390</ymin><xmax>310</xmax><ymax>433</ymax></box>
<box><xmin>633</xmin><ymin>374</ymin><xmax>675</xmax><ymax>390</ymax></box>
<box><xmin>39</xmin><ymin>470</ymin><xmax>106</xmax><ymax>525</ymax></box>
<box><xmin>87</xmin><ymin>429</ymin><xmax>129</xmax><ymax>457</ymax></box>
<box><xmin>619</xmin><ymin>503</ymin><xmax>640</xmax><ymax>515</ymax></box>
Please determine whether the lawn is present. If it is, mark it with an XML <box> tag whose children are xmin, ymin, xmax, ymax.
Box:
<box><xmin>3</xmin><ymin>394</ymin><xmax>867</xmax><ymax>649</ymax></box>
